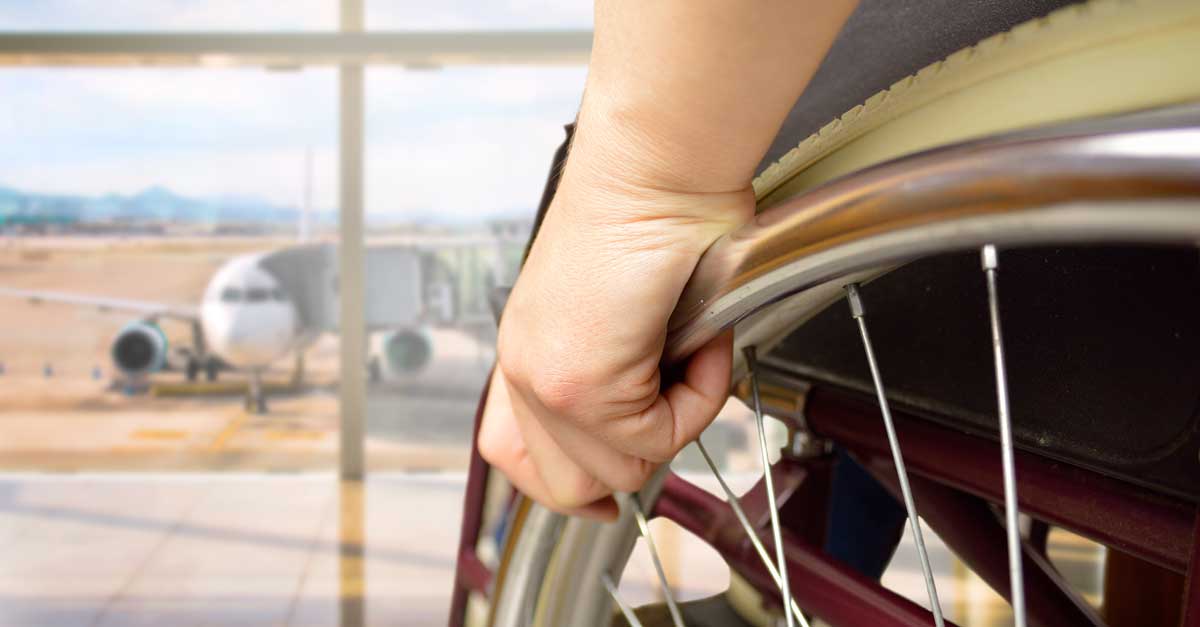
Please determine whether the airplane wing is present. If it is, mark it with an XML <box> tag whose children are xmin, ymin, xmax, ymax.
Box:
<box><xmin>0</xmin><ymin>287</ymin><xmax>199</xmax><ymax>322</ymax></box>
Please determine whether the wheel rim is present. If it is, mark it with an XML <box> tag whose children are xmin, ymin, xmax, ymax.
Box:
<box><xmin>485</xmin><ymin>101</ymin><xmax>1200</xmax><ymax>627</ymax></box>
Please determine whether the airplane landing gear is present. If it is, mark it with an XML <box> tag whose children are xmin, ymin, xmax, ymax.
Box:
<box><xmin>184</xmin><ymin>356</ymin><xmax>220</xmax><ymax>382</ymax></box>
<box><xmin>245</xmin><ymin>370</ymin><xmax>267</xmax><ymax>414</ymax></box>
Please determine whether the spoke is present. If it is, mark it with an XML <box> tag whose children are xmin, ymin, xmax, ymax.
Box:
<box><xmin>845</xmin><ymin>284</ymin><xmax>946</xmax><ymax>627</ymax></box>
<box><xmin>744</xmin><ymin>345</ymin><xmax>796</xmax><ymax>627</ymax></box>
<box><xmin>695</xmin><ymin>439</ymin><xmax>811</xmax><ymax>627</ymax></box>
<box><xmin>981</xmin><ymin>245</ymin><xmax>1027</xmax><ymax>627</ymax></box>
<box><xmin>630</xmin><ymin>495</ymin><xmax>686</xmax><ymax>627</ymax></box>
<box><xmin>601</xmin><ymin>572</ymin><xmax>646</xmax><ymax>627</ymax></box>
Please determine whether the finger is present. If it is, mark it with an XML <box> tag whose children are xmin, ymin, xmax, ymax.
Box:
<box><xmin>602</xmin><ymin>330</ymin><xmax>734</xmax><ymax>462</ymax></box>
<box><xmin>526</xmin><ymin>398</ymin><xmax>660</xmax><ymax>494</ymax></box>
<box><xmin>478</xmin><ymin>372</ymin><xmax>618</xmax><ymax>519</ymax></box>
<box><xmin>506</xmin><ymin>377</ymin><xmax>628</xmax><ymax>508</ymax></box>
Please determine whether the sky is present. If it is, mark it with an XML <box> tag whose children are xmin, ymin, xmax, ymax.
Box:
<box><xmin>0</xmin><ymin>1</ymin><xmax>592</xmax><ymax>223</ymax></box>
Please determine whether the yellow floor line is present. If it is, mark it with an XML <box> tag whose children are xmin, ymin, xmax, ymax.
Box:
<box><xmin>266</xmin><ymin>430</ymin><xmax>326</xmax><ymax>441</ymax></box>
<box><xmin>208</xmin><ymin>412</ymin><xmax>248</xmax><ymax>451</ymax></box>
<box><xmin>131</xmin><ymin>429</ymin><xmax>188</xmax><ymax>441</ymax></box>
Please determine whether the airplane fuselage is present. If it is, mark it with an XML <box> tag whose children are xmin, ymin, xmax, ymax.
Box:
<box><xmin>199</xmin><ymin>255</ymin><xmax>299</xmax><ymax>370</ymax></box>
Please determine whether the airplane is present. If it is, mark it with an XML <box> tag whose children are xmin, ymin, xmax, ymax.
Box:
<box><xmin>0</xmin><ymin>235</ymin><xmax>519</xmax><ymax>413</ymax></box>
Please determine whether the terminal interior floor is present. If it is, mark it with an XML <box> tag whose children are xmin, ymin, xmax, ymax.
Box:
<box><xmin>0</xmin><ymin>473</ymin><xmax>1103</xmax><ymax>627</ymax></box>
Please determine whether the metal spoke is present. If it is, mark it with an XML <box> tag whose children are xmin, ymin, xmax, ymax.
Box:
<box><xmin>630</xmin><ymin>495</ymin><xmax>686</xmax><ymax>627</ymax></box>
<box><xmin>601</xmin><ymin>572</ymin><xmax>646</xmax><ymax>627</ymax></box>
<box><xmin>846</xmin><ymin>284</ymin><xmax>946</xmax><ymax>627</ymax></box>
<box><xmin>695</xmin><ymin>439</ymin><xmax>811</xmax><ymax>627</ymax></box>
<box><xmin>981</xmin><ymin>245</ymin><xmax>1027</xmax><ymax>627</ymax></box>
<box><xmin>744</xmin><ymin>345</ymin><xmax>796</xmax><ymax>627</ymax></box>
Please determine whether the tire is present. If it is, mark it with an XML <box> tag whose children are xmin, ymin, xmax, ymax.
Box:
<box><xmin>485</xmin><ymin>2</ymin><xmax>1200</xmax><ymax>626</ymax></box>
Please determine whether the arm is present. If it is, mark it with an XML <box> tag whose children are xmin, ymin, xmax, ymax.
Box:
<box><xmin>480</xmin><ymin>0</ymin><xmax>858</xmax><ymax>517</ymax></box>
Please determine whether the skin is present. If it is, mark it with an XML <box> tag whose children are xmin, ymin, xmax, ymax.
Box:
<box><xmin>479</xmin><ymin>1</ymin><xmax>859</xmax><ymax>518</ymax></box>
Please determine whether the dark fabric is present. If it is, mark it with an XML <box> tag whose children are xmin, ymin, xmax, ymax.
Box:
<box><xmin>824</xmin><ymin>449</ymin><xmax>908</xmax><ymax>580</ymax></box>
<box><xmin>523</xmin><ymin>123</ymin><xmax>575</xmax><ymax>265</ymax></box>
<box><xmin>759</xmin><ymin>0</ymin><xmax>1081</xmax><ymax>172</ymax></box>
<box><xmin>774</xmin><ymin>247</ymin><xmax>1200</xmax><ymax>502</ymax></box>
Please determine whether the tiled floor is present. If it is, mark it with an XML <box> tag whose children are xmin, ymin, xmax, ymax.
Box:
<box><xmin>0</xmin><ymin>473</ymin><xmax>1105</xmax><ymax>627</ymax></box>
<box><xmin>0</xmin><ymin>474</ymin><xmax>463</xmax><ymax>627</ymax></box>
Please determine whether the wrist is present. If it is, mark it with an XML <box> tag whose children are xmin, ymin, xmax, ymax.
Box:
<box><xmin>550</xmin><ymin>154</ymin><xmax>753</xmax><ymax>259</ymax></box>
<box><xmin>568</xmin><ymin>86</ymin><xmax>756</xmax><ymax>197</ymax></box>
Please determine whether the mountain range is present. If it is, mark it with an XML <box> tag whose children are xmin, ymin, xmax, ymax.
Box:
<box><xmin>0</xmin><ymin>184</ymin><xmax>333</xmax><ymax>226</ymax></box>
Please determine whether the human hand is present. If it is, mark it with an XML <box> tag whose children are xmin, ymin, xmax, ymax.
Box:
<box><xmin>477</xmin><ymin>0</ymin><xmax>855</xmax><ymax>517</ymax></box>
<box><xmin>477</xmin><ymin>127</ymin><xmax>752</xmax><ymax>516</ymax></box>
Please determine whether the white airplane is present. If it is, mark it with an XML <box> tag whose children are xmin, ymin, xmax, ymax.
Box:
<box><xmin>0</xmin><ymin>239</ymin><xmax>513</xmax><ymax>413</ymax></box>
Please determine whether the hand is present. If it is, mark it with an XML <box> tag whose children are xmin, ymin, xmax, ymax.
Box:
<box><xmin>478</xmin><ymin>132</ymin><xmax>752</xmax><ymax>516</ymax></box>
<box><xmin>477</xmin><ymin>0</ymin><xmax>855</xmax><ymax>516</ymax></box>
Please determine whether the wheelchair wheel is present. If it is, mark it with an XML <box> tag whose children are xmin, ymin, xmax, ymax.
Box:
<box><xmin>476</xmin><ymin>2</ymin><xmax>1200</xmax><ymax>625</ymax></box>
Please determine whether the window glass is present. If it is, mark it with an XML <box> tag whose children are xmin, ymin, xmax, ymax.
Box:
<box><xmin>0</xmin><ymin>1</ymin><xmax>336</xmax><ymax>31</ymax></box>
<box><xmin>367</xmin><ymin>0</ymin><xmax>591</xmax><ymax>30</ymax></box>
<box><xmin>362</xmin><ymin>65</ymin><xmax>584</xmax><ymax>469</ymax></box>
<box><xmin>0</xmin><ymin>66</ymin><xmax>337</xmax><ymax>472</ymax></box>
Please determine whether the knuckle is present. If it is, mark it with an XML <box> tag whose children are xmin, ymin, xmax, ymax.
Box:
<box><xmin>498</xmin><ymin>345</ymin><xmax>583</xmax><ymax>410</ymax></box>
<box><xmin>529</xmin><ymin>372</ymin><xmax>590</xmax><ymax>416</ymax></box>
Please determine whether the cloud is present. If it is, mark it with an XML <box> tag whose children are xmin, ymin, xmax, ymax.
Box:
<box><xmin>0</xmin><ymin>0</ymin><xmax>591</xmax><ymax>31</ymax></box>
<box><xmin>0</xmin><ymin>0</ymin><xmax>333</xmax><ymax>30</ymax></box>
<box><xmin>365</xmin><ymin>112</ymin><xmax>574</xmax><ymax>220</ymax></box>
<box><xmin>0</xmin><ymin>2</ymin><xmax>591</xmax><ymax>223</ymax></box>
<box><xmin>0</xmin><ymin>64</ymin><xmax>587</xmax><ymax>220</ymax></box>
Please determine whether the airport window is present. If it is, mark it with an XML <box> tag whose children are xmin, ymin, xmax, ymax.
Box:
<box><xmin>0</xmin><ymin>2</ymin><xmax>338</xmax><ymax>31</ymax></box>
<box><xmin>366</xmin><ymin>1</ymin><xmax>590</xmax><ymax>31</ymax></box>
<box><xmin>0</xmin><ymin>13</ymin><xmax>598</xmax><ymax>627</ymax></box>
<box><xmin>361</xmin><ymin>65</ymin><xmax>584</xmax><ymax>469</ymax></box>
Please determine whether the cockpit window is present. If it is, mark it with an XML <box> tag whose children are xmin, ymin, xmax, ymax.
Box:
<box><xmin>245</xmin><ymin>287</ymin><xmax>271</xmax><ymax>303</ymax></box>
<box><xmin>220</xmin><ymin>287</ymin><xmax>242</xmax><ymax>303</ymax></box>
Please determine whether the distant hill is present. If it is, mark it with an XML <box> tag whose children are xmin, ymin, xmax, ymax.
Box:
<box><xmin>0</xmin><ymin>184</ymin><xmax>331</xmax><ymax>227</ymax></box>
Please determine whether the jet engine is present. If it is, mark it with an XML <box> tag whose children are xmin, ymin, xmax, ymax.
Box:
<box><xmin>111</xmin><ymin>320</ymin><xmax>168</xmax><ymax>376</ymax></box>
<box><xmin>378</xmin><ymin>328</ymin><xmax>433</xmax><ymax>377</ymax></box>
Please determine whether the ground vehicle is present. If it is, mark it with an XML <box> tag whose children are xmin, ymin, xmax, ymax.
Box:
<box><xmin>452</xmin><ymin>1</ymin><xmax>1200</xmax><ymax>625</ymax></box>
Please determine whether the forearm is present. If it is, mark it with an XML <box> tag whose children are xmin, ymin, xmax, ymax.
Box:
<box><xmin>572</xmin><ymin>0</ymin><xmax>858</xmax><ymax>196</ymax></box>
